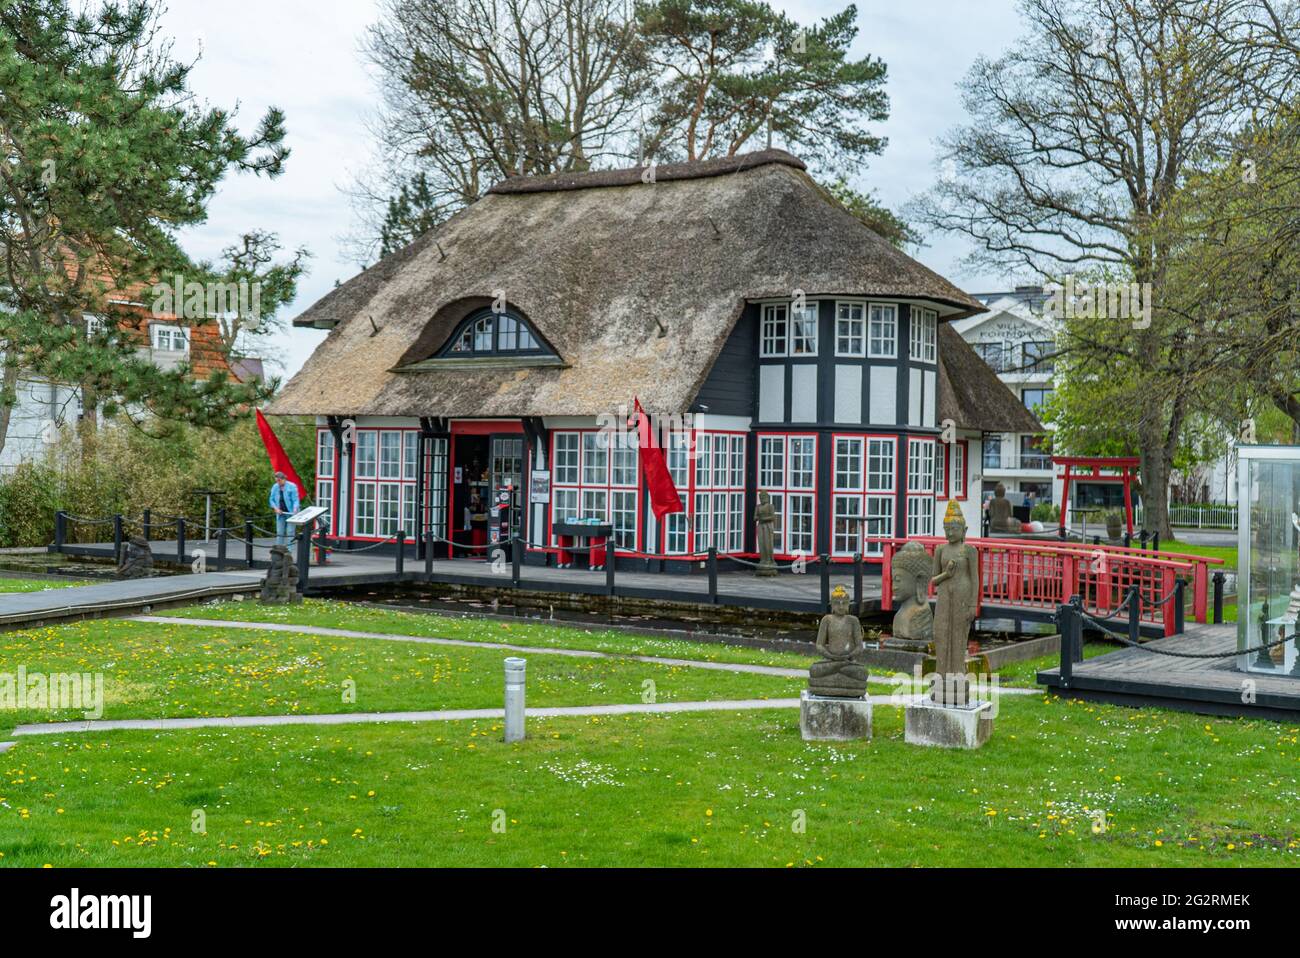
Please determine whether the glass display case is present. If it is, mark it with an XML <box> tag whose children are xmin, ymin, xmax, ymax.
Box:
<box><xmin>1237</xmin><ymin>446</ymin><xmax>1300</xmax><ymax>674</ymax></box>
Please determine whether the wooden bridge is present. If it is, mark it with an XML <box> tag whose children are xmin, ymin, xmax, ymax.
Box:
<box><xmin>881</xmin><ymin>536</ymin><xmax>1226</xmax><ymax>637</ymax></box>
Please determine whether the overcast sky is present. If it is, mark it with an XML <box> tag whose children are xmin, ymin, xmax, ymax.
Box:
<box><xmin>159</xmin><ymin>0</ymin><xmax>1028</xmax><ymax>381</ymax></box>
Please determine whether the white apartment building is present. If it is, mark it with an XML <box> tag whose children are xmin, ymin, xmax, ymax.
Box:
<box><xmin>952</xmin><ymin>288</ymin><xmax>1061</xmax><ymax>505</ymax></box>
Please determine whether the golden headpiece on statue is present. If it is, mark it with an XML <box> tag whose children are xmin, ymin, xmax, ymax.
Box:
<box><xmin>943</xmin><ymin>500</ymin><xmax>964</xmax><ymax>524</ymax></box>
<box><xmin>831</xmin><ymin>585</ymin><xmax>848</xmax><ymax>599</ymax></box>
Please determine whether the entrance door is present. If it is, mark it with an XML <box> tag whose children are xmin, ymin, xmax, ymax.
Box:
<box><xmin>491</xmin><ymin>436</ymin><xmax>525</xmax><ymax>540</ymax></box>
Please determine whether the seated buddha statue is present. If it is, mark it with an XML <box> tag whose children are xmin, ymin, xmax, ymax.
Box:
<box><xmin>808</xmin><ymin>586</ymin><xmax>869</xmax><ymax>698</ymax></box>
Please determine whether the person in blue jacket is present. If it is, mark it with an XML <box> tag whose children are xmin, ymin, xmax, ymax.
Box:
<box><xmin>269</xmin><ymin>471</ymin><xmax>300</xmax><ymax>545</ymax></box>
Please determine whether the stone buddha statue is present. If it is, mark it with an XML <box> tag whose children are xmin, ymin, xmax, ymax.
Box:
<box><xmin>988</xmin><ymin>482</ymin><xmax>1015</xmax><ymax>533</ymax></box>
<box><xmin>755</xmin><ymin>490</ymin><xmax>778</xmax><ymax>577</ymax></box>
<box><xmin>808</xmin><ymin>586</ymin><xmax>869</xmax><ymax>698</ymax></box>
<box><xmin>929</xmin><ymin>501</ymin><xmax>979</xmax><ymax>706</ymax></box>
<box><xmin>891</xmin><ymin>540</ymin><xmax>934</xmax><ymax>642</ymax></box>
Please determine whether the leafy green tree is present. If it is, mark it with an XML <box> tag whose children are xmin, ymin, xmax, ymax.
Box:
<box><xmin>637</xmin><ymin>0</ymin><xmax>888</xmax><ymax>177</ymax></box>
<box><xmin>0</xmin><ymin>0</ymin><xmax>300</xmax><ymax>455</ymax></box>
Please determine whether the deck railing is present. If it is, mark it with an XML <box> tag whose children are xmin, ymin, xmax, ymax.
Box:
<box><xmin>880</xmin><ymin>536</ymin><xmax>1225</xmax><ymax>637</ymax></box>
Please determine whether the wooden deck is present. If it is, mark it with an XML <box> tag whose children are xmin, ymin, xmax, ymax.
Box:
<box><xmin>1038</xmin><ymin>622</ymin><xmax>1300</xmax><ymax>720</ymax></box>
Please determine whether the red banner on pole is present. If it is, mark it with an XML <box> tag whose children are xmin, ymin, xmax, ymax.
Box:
<box><xmin>255</xmin><ymin>409</ymin><xmax>306</xmax><ymax>498</ymax></box>
<box><xmin>630</xmin><ymin>398</ymin><xmax>684</xmax><ymax>521</ymax></box>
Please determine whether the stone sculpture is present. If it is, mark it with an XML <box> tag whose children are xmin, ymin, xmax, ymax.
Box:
<box><xmin>259</xmin><ymin>544</ymin><xmax>302</xmax><ymax>604</ymax></box>
<box><xmin>929</xmin><ymin>500</ymin><xmax>979</xmax><ymax>706</ymax></box>
<box><xmin>755</xmin><ymin>490</ymin><xmax>777</xmax><ymax>577</ymax></box>
<box><xmin>891</xmin><ymin>540</ymin><xmax>934</xmax><ymax>642</ymax></box>
<box><xmin>114</xmin><ymin>536</ymin><xmax>154</xmax><ymax>579</ymax></box>
<box><xmin>987</xmin><ymin>482</ymin><xmax>1016</xmax><ymax>533</ymax></box>
<box><xmin>808</xmin><ymin>585</ymin><xmax>869</xmax><ymax>697</ymax></box>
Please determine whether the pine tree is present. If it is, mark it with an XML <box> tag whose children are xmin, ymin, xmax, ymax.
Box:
<box><xmin>0</xmin><ymin>0</ymin><xmax>302</xmax><ymax>454</ymax></box>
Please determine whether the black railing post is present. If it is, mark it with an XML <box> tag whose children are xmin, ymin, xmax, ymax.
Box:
<box><xmin>1057</xmin><ymin>602</ymin><xmax>1075</xmax><ymax>688</ymax></box>
<box><xmin>511</xmin><ymin>535</ymin><xmax>521</xmax><ymax>587</ymax></box>
<box><xmin>218</xmin><ymin>507</ymin><xmax>227</xmax><ymax>543</ymax></box>
<box><xmin>141</xmin><ymin>508</ymin><xmax>151</xmax><ymax>541</ymax></box>
<box><xmin>54</xmin><ymin>510</ymin><xmax>66</xmax><ymax>551</ymax></box>
<box><xmin>217</xmin><ymin>526</ymin><xmax>228</xmax><ymax>572</ymax></box>
<box><xmin>1174</xmin><ymin>577</ymin><xmax>1185</xmax><ymax>634</ymax></box>
<box><xmin>1123</xmin><ymin>531</ymin><xmax>1131</xmax><ymax>549</ymax></box>
<box><xmin>1070</xmin><ymin>594</ymin><xmax>1085</xmax><ymax>663</ymax></box>
<box><xmin>852</xmin><ymin>553</ymin><xmax>863</xmax><ymax>613</ymax></box>
<box><xmin>819</xmin><ymin>554</ymin><xmax>831</xmax><ymax>610</ymax></box>
<box><xmin>296</xmin><ymin>519</ymin><xmax>312</xmax><ymax>594</ymax></box>
<box><xmin>245</xmin><ymin>519</ymin><xmax>255</xmax><ymax>567</ymax></box>
<box><xmin>113</xmin><ymin>513</ymin><xmax>123</xmax><ymax>559</ymax></box>
<box><xmin>176</xmin><ymin>517</ymin><xmax>186</xmax><ymax>564</ymax></box>
<box><xmin>1128</xmin><ymin>583</ymin><xmax>1141</xmax><ymax>648</ymax></box>
<box><xmin>425</xmin><ymin>527</ymin><xmax>435</xmax><ymax>577</ymax></box>
<box><xmin>706</xmin><ymin>547</ymin><xmax>718</xmax><ymax>604</ymax></box>
<box><xmin>605</xmin><ymin>541</ymin><xmax>616</xmax><ymax>596</ymax></box>
<box><xmin>1151</xmin><ymin>531</ymin><xmax>1160</xmax><ymax>553</ymax></box>
<box><xmin>395</xmin><ymin>531</ymin><xmax>405</xmax><ymax>575</ymax></box>
<box><xmin>1212</xmin><ymin>571</ymin><xmax>1225</xmax><ymax>625</ymax></box>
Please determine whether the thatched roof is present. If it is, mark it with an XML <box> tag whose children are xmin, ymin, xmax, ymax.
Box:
<box><xmin>273</xmin><ymin>149</ymin><xmax>987</xmax><ymax>419</ymax></box>
<box><xmin>936</xmin><ymin>324</ymin><xmax>1044</xmax><ymax>433</ymax></box>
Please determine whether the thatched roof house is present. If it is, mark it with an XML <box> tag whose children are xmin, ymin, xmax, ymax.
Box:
<box><xmin>282</xmin><ymin>149</ymin><xmax>1041</xmax><ymax>565</ymax></box>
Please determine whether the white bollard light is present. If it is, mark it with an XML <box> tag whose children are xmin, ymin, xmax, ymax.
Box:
<box><xmin>504</xmin><ymin>656</ymin><xmax>527</xmax><ymax>742</ymax></box>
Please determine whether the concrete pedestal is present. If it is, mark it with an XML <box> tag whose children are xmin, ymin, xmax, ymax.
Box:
<box><xmin>800</xmin><ymin>690</ymin><xmax>872</xmax><ymax>741</ymax></box>
<box><xmin>904</xmin><ymin>697</ymin><xmax>994</xmax><ymax>749</ymax></box>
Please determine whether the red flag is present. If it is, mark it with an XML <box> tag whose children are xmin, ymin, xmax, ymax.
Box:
<box><xmin>630</xmin><ymin>398</ymin><xmax>684</xmax><ymax>521</ymax></box>
<box><xmin>255</xmin><ymin>409</ymin><xmax>306</xmax><ymax>498</ymax></box>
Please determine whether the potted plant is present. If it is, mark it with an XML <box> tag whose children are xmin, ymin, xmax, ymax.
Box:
<box><xmin>1103</xmin><ymin>508</ymin><xmax>1124</xmax><ymax>541</ymax></box>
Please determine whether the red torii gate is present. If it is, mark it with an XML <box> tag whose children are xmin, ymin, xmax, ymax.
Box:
<box><xmin>1053</xmin><ymin>455</ymin><xmax>1140</xmax><ymax>539</ymax></box>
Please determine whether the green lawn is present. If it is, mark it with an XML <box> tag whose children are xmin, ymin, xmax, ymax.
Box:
<box><xmin>0</xmin><ymin>577</ymin><xmax>90</xmax><ymax>594</ymax></box>
<box><xmin>1164</xmin><ymin>538</ymin><xmax>1237</xmax><ymax>568</ymax></box>
<box><xmin>164</xmin><ymin>597</ymin><xmax>821</xmax><ymax>669</ymax></box>
<box><xmin>0</xmin><ymin>618</ymin><xmax>805</xmax><ymax>734</ymax></box>
<box><xmin>3</xmin><ymin>696</ymin><xmax>1298</xmax><ymax>867</ymax></box>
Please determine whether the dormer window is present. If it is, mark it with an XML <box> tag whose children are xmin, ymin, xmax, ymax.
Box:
<box><xmin>442</xmin><ymin>308</ymin><xmax>544</xmax><ymax>356</ymax></box>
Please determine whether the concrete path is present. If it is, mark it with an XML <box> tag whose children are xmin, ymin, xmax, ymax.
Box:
<box><xmin>13</xmin><ymin>697</ymin><xmax>810</xmax><ymax>736</ymax></box>
<box><xmin>131</xmin><ymin>615</ymin><xmax>810</xmax><ymax>678</ymax></box>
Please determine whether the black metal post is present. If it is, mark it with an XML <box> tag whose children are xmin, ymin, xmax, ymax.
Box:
<box><xmin>244</xmin><ymin>519</ymin><xmax>255</xmax><ymax>567</ymax></box>
<box><xmin>425</xmin><ymin>527</ymin><xmax>435</xmax><ymax>577</ymax></box>
<box><xmin>511</xmin><ymin>535</ymin><xmax>521</xmax><ymax>587</ymax></box>
<box><xmin>1212</xmin><ymin>571</ymin><xmax>1225</xmax><ymax>625</ymax></box>
<box><xmin>605</xmin><ymin>541</ymin><xmax>616</xmax><ymax>596</ymax></box>
<box><xmin>1128</xmin><ymin>583</ymin><xmax>1141</xmax><ymax>648</ymax></box>
<box><xmin>176</xmin><ymin>517</ymin><xmax>186</xmax><ymax>563</ymax></box>
<box><xmin>706</xmin><ymin>547</ymin><xmax>718</xmax><ymax>604</ymax></box>
<box><xmin>1070</xmin><ymin>594</ymin><xmax>1085</xmax><ymax>663</ymax></box>
<box><xmin>1122</xmin><ymin>531</ymin><xmax>1131</xmax><ymax>548</ymax></box>
<box><xmin>852</xmin><ymin>553</ymin><xmax>863</xmax><ymax>613</ymax></box>
<box><xmin>1139</xmin><ymin>529</ymin><xmax>1148</xmax><ymax>549</ymax></box>
<box><xmin>113</xmin><ymin>514</ymin><xmax>123</xmax><ymax>559</ymax></box>
<box><xmin>1174</xmin><ymin>577</ymin><xmax>1185</xmax><ymax>634</ymax></box>
<box><xmin>1057</xmin><ymin>603</ymin><xmax>1075</xmax><ymax>687</ymax></box>
<box><xmin>1151</xmin><ymin>531</ymin><xmax>1160</xmax><ymax>553</ymax></box>
<box><xmin>142</xmin><ymin>508</ymin><xmax>151</xmax><ymax>541</ymax></box>
<box><xmin>54</xmin><ymin>510</ymin><xmax>66</xmax><ymax>551</ymax></box>
<box><xmin>395</xmin><ymin>531</ymin><xmax>405</xmax><ymax>575</ymax></box>
<box><xmin>218</xmin><ymin>507</ymin><xmax>227</xmax><ymax>543</ymax></box>
<box><xmin>296</xmin><ymin>519</ymin><xmax>312</xmax><ymax>594</ymax></box>
<box><xmin>217</xmin><ymin>527</ymin><xmax>228</xmax><ymax>572</ymax></box>
<box><xmin>819</xmin><ymin>554</ymin><xmax>830</xmax><ymax>610</ymax></box>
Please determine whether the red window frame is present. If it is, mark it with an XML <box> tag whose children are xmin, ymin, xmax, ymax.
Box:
<box><xmin>904</xmin><ymin>435</ymin><xmax>937</xmax><ymax>537</ymax></box>
<box><xmin>347</xmin><ymin>426</ymin><xmax>421</xmax><ymax>541</ymax></box>
<box><xmin>546</xmin><ymin>428</ymin><xmax>642</xmax><ymax>552</ymax></box>
<box><xmin>756</xmin><ymin>431</ymin><xmax>818</xmax><ymax>558</ymax></box>
<box><xmin>953</xmin><ymin>439</ymin><xmax>969</xmax><ymax>500</ymax></box>
<box><xmin>831</xmin><ymin>432</ymin><xmax>898</xmax><ymax>557</ymax></box>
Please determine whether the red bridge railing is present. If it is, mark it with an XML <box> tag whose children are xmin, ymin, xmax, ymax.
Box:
<box><xmin>880</xmin><ymin>537</ymin><xmax>1224</xmax><ymax>637</ymax></box>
